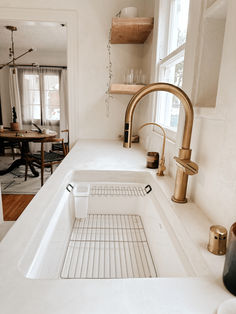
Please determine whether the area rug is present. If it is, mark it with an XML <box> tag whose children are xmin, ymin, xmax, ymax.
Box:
<box><xmin>0</xmin><ymin>156</ymin><xmax>51</xmax><ymax>194</ymax></box>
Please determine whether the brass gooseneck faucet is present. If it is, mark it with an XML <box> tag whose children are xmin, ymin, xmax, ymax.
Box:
<box><xmin>123</xmin><ymin>82</ymin><xmax>198</xmax><ymax>203</ymax></box>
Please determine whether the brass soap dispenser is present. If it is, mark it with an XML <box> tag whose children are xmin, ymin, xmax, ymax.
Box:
<box><xmin>208</xmin><ymin>225</ymin><xmax>227</xmax><ymax>255</ymax></box>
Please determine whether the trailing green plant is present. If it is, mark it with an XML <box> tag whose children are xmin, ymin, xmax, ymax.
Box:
<box><xmin>105</xmin><ymin>29</ymin><xmax>113</xmax><ymax>118</ymax></box>
<box><xmin>12</xmin><ymin>106</ymin><xmax>17</xmax><ymax>123</ymax></box>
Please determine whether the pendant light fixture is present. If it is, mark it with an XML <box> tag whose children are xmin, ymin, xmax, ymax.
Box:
<box><xmin>0</xmin><ymin>25</ymin><xmax>35</xmax><ymax>72</ymax></box>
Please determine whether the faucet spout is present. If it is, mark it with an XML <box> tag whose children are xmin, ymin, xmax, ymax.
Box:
<box><xmin>123</xmin><ymin>82</ymin><xmax>198</xmax><ymax>203</ymax></box>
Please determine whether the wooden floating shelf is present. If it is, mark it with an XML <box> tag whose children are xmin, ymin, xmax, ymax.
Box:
<box><xmin>110</xmin><ymin>17</ymin><xmax>154</xmax><ymax>44</ymax></box>
<box><xmin>109</xmin><ymin>84</ymin><xmax>145</xmax><ymax>95</ymax></box>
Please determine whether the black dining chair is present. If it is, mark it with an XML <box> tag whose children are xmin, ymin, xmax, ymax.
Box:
<box><xmin>25</xmin><ymin>138</ymin><xmax>67</xmax><ymax>186</ymax></box>
<box><xmin>51</xmin><ymin>129</ymin><xmax>69</xmax><ymax>155</ymax></box>
<box><xmin>0</xmin><ymin>127</ymin><xmax>21</xmax><ymax>159</ymax></box>
<box><xmin>0</xmin><ymin>140</ymin><xmax>21</xmax><ymax>160</ymax></box>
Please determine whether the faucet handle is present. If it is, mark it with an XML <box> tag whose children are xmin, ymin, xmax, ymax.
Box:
<box><xmin>174</xmin><ymin>157</ymin><xmax>198</xmax><ymax>175</ymax></box>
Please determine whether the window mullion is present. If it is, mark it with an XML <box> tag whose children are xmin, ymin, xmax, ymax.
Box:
<box><xmin>159</xmin><ymin>43</ymin><xmax>185</xmax><ymax>66</ymax></box>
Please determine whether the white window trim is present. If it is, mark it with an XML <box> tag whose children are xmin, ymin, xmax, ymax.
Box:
<box><xmin>159</xmin><ymin>43</ymin><xmax>185</xmax><ymax>67</ymax></box>
<box><xmin>153</xmin><ymin>0</ymin><xmax>190</xmax><ymax>142</ymax></box>
<box><xmin>154</xmin><ymin>50</ymin><xmax>185</xmax><ymax>141</ymax></box>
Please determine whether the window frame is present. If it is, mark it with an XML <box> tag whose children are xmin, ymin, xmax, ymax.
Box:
<box><xmin>20</xmin><ymin>68</ymin><xmax>61</xmax><ymax>126</ymax></box>
<box><xmin>153</xmin><ymin>0</ymin><xmax>190</xmax><ymax>141</ymax></box>
<box><xmin>22</xmin><ymin>72</ymin><xmax>41</xmax><ymax>124</ymax></box>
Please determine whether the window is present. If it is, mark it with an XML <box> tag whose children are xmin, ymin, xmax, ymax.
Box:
<box><xmin>168</xmin><ymin>0</ymin><xmax>190</xmax><ymax>54</ymax></box>
<box><xmin>155</xmin><ymin>0</ymin><xmax>190</xmax><ymax>136</ymax></box>
<box><xmin>19</xmin><ymin>68</ymin><xmax>61</xmax><ymax>126</ymax></box>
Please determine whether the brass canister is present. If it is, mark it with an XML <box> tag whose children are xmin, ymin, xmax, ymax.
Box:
<box><xmin>146</xmin><ymin>152</ymin><xmax>159</xmax><ymax>169</ymax></box>
<box><xmin>208</xmin><ymin>225</ymin><xmax>227</xmax><ymax>255</ymax></box>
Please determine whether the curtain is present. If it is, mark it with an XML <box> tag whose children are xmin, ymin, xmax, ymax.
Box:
<box><xmin>59</xmin><ymin>69</ymin><xmax>68</xmax><ymax>142</ymax></box>
<box><xmin>9</xmin><ymin>68</ymin><xmax>22</xmax><ymax>128</ymax></box>
<box><xmin>18</xmin><ymin>66</ymin><xmax>66</xmax><ymax>152</ymax></box>
<box><xmin>18</xmin><ymin>67</ymin><xmax>41</xmax><ymax>153</ymax></box>
<box><xmin>41</xmin><ymin>67</ymin><xmax>61</xmax><ymax>129</ymax></box>
<box><xmin>18</xmin><ymin>67</ymin><xmax>40</xmax><ymax>126</ymax></box>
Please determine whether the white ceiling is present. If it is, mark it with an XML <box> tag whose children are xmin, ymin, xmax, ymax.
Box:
<box><xmin>0</xmin><ymin>20</ymin><xmax>67</xmax><ymax>52</ymax></box>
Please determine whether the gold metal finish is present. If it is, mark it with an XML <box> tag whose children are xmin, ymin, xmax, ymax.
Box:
<box><xmin>0</xmin><ymin>26</ymin><xmax>34</xmax><ymax>71</ymax></box>
<box><xmin>208</xmin><ymin>225</ymin><xmax>227</xmax><ymax>255</ymax></box>
<box><xmin>123</xmin><ymin>82</ymin><xmax>198</xmax><ymax>203</ymax></box>
<box><xmin>139</xmin><ymin>122</ymin><xmax>166</xmax><ymax>176</ymax></box>
<box><xmin>173</xmin><ymin>157</ymin><xmax>198</xmax><ymax>175</ymax></box>
<box><xmin>146</xmin><ymin>152</ymin><xmax>159</xmax><ymax>169</ymax></box>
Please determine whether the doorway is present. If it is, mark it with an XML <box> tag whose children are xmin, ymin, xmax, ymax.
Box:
<box><xmin>0</xmin><ymin>7</ymin><xmax>79</xmax><ymax>145</ymax></box>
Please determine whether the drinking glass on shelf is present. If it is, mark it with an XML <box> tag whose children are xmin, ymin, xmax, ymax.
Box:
<box><xmin>133</xmin><ymin>69</ymin><xmax>146</xmax><ymax>85</ymax></box>
<box><xmin>124</xmin><ymin>69</ymin><xmax>134</xmax><ymax>85</ymax></box>
<box><xmin>133</xmin><ymin>69</ymin><xmax>139</xmax><ymax>84</ymax></box>
<box><xmin>141</xmin><ymin>73</ymin><xmax>146</xmax><ymax>85</ymax></box>
<box><xmin>138</xmin><ymin>69</ymin><xmax>143</xmax><ymax>84</ymax></box>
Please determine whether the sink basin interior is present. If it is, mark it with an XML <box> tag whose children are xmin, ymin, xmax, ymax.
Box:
<box><xmin>18</xmin><ymin>171</ymin><xmax>197</xmax><ymax>280</ymax></box>
<box><xmin>61</xmin><ymin>213</ymin><xmax>158</xmax><ymax>279</ymax></box>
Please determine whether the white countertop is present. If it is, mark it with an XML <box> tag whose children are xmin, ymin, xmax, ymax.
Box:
<box><xmin>0</xmin><ymin>139</ymin><xmax>234</xmax><ymax>314</ymax></box>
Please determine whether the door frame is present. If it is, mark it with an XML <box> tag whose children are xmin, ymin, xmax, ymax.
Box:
<box><xmin>0</xmin><ymin>7</ymin><xmax>79</xmax><ymax>145</ymax></box>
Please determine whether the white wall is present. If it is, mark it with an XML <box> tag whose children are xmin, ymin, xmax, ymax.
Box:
<box><xmin>74</xmin><ymin>0</ymin><xmax>145</xmax><ymax>139</ymax></box>
<box><xmin>190</xmin><ymin>0</ymin><xmax>236</xmax><ymax>228</ymax></box>
<box><xmin>0</xmin><ymin>49</ymin><xmax>67</xmax><ymax>66</ymax></box>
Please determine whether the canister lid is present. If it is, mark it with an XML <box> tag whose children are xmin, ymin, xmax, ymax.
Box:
<box><xmin>210</xmin><ymin>225</ymin><xmax>227</xmax><ymax>236</ymax></box>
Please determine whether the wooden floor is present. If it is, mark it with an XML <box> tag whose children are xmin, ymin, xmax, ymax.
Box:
<box><xmin>2</xmin><ymin>194</ymin><xmax>35</xmax><ymax>221</ymax></box>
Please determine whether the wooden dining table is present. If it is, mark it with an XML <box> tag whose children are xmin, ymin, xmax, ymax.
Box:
<box><xmin>0</xmin><ymin>130</ymin><xmax>57</xmax><ymax>176</ymax></box>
